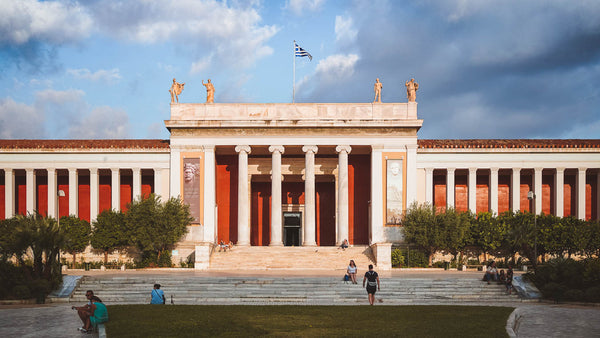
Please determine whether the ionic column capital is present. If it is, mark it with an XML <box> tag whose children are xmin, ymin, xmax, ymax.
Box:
<box><xmin>335</xmin><ymin>145</ymin><xmax>352</xmax><ymax>154</ymax></box>
<box><xmin>302</xmin><ymin>145</ymin><xmax>318</xmax><ymax>154</ymax></box>
<box><xmin>268</xmin><ymin>145</ymin><xmax>285</xmax><ymax>154</ymax></box>
<box><xmin>447</xmin><ymin>167</ymin><xmax>456</xmax><ymax>174</ymax></box>
<box><xmin>555</xmin><ymin>167</ymin><xmax>565</xmax><ymax>173</ymax></box>
<box><xmin>469</xmin><ymin>168</ymin><xmax>478</xmax><ymax>174</ymax></box>
<box><xmin>89</xmin><ymin>168</ymin><xmax>98</xmax><ymax>175</ymax></box>
<box><xmin>235</xmin><ymin>145</ymin><xmax>251</xmax><ymax>154</ymax></box>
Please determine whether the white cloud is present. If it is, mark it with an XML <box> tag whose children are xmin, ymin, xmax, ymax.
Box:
<box><xmin>0</xmin><ymin>97</ymin><xmax>45</xmax><ymax>138</ymax></box>
<box><xmin>67</xmin><ymin>68</ymin><xmax>122</xmax><ymax>82</ymax></box>
<box><xmin>286</xmin><ymin>0</ymin><xmax>326</xmax><ymax>15</ymax></box>
<box><xmin>68</xmin><ymin>106</ymin><xmax>130</xmax><ymax>139</ymax></box>
<box><xmin>90</xmin><ymin>0</ymin><xmax>278</xmax><ymax>70</ymax></box>
<box><xmin>0</xmin><ymin>0</ymin><xmax>92</xmax><ymax>44</ymax></box>
<box><xmin>190</xmin><ymin>56</ymin><xmax>212</xmax><ymax>75</ymax></box>
<box><xmin>335</xmin><ymin>15</ymin><xmax>357</xmax><ymax>43</ymax></box>
<box><xmin>314</xmin><ymin>54</ymin><xmax>360</xmax><ymax>82</ymax></box>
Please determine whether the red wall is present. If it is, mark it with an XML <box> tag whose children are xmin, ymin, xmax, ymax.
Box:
<box><xmin>99</xmin><ymin>175</ymin><xmax>111</xmax><ymax>213</ymax></box>
<box><xmin>455</xmin><ymin>174</ymin><xmax>468</xmax><ymax>212</ymax></box>
<box><xmin>142</xmin><ymin>175</ymin><xmax>153</xmax><ymax>198</ymax></box>
<box><xmin>251</xmin><ymin>181</ymin><xmax>271</xmax><ymax>246</ymax></box>
<box><xmin>349</xmin><ymin>155</ymin><xmax>370</xmax><ymax>245</ymax></box>
<box><xmin>58</xmin><ymin>175</ymin><xmax>69</xmax><ymax>218</ymax></box>
<box><xmin>476</xmin><ymin>173</ymin><xmax>489</xmax><ymax>213</ymax></box>
<box><xmin>433</xmin><ymin>173</ymin><xmax>446</xmax><ymax>211</ymax></box>
<box><xmin>498</xmin><ymin>174</ymin><xmax>510</xmax><ymax>214</ymax></box>
<box><xmin>16</xmin><ymin>175</ymin><xmax>26</xmax><ymax>215</ymax></box>
<box><xmin>0</xmin><ymin>173</ymin><xmax>5</xmax><ymax>219</ymax></box>
<box><xmin>120</xmin><ymin>175</ymin><xmax>132</xmax><ymax>211</ymax></box>
<box><xmin>586</xmin><ymin>175</ymin><xmax>597</xmax><ymax>220</ymax></box>
<box><xmin>36</xmin><ymin>174</ymin><xmax>48</xmax><ymax>216</ymax></box>
<box><xmin>564</xmin><ymin>174</ymin><xmax>576</xmax><ymax>216</ymax></box>
<box><xmin>316</xmin><ymin>182</ymin><xmax>335</xmax><ymax>246</ymax></box>
<box><xmin>520</xmin><ymin>174</ymin><xmax>532</xmax><ymax>212</ymax></box>
<box><xmin>542</xmin><ymin>174</ymin><xmax>554</xmax><ymax>215</ymax></box>
<box><xmin>216</xmin><ymin>155</ymin><xmax>238</xmax><ymax>244</ymax></box>
<box><xmin>78</xmin><ymin>175</ymin><xmax>90</xmax><ymax>222</ymax></box>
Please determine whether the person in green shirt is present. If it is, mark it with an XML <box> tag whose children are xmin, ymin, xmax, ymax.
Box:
<box><xmin>82</xmin><ymin>296</ymin><xmax>108</xmax><ymax>333</ymax></box>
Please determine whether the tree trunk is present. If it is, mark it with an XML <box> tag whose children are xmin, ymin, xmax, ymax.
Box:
<box><xmin>104</xmin><ymin>251</ymin><xmax>108</xmax><ymax>265</ymax></box>
<box><xmin>72</xmin><ymin>253</ymin><xmax>76</xmax><ymax>269</ymax></box>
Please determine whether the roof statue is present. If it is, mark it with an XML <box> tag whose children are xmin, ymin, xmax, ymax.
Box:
<box><xmin>202</xmin><ymin>79</ymin><xmax>215</xmax><ymax>103</ymax></box>
<box><xmin>373</xmin><ymin>78</ymin><xmax>383</xmax><ymax>103</ymax></box>
<box><xmin>169</xmin><ymin>78</ymin><xmax>185</xmax><ymax>103</ymax></box>
<box><xmin>405</xmin><ymin>78</ymin><xmax>419</xmax><ymax>102</ymax></box>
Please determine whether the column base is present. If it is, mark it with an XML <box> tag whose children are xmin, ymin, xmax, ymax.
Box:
<box><xmin>302</xmin><ymin>242</ymin><xmax>317</xmax><ymax>246</ymax></box>
<box><xmin>371</xmin><ymin>242</ymin><xmax>392</xmax><ymax>270</ymax></box>
<box><xmin>269</xmin><ymin>242</ymin><xmax>283</xmax><ymax>246</ymax></box>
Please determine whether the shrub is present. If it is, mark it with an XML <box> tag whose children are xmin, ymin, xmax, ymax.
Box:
<box><xmin>12</xmin><ymin>285</ymin><xmax>31</xmax><ymax>299</ymax></box>
<box><xmin>391</xmin><ymin>248</ymin><xmax>404</xmax><ymax>267</ymax></box>
<box><xmin>584</xmin><ymin>286</ymin><xmax>600</xmax><ymax>303</ymax></box>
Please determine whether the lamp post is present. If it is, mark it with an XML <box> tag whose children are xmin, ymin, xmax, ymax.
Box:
<box><xmin>527</xmin><ymin>191</ymin><xmax>537</xmax><ymax>268</ymax></box>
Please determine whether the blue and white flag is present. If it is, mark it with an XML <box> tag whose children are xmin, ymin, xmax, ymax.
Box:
<box><xmin>295</xmin><ymin>43</ymin><xmax>312</xmax><ymax>61</ymax></box>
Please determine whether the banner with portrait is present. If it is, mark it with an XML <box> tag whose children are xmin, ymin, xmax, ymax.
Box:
<box><xmin>182</xmin><ymin>157</ymin><xmax>201</xmax><ymax>223</ymax></box>
<box><xmin>386</xmin><ymin>159</ymin><xmax>403</xmax><ymax>225</ymax></box>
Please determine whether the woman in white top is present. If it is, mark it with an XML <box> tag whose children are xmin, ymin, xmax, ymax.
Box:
<box><xmin>347</xmin><ymin>260</ymin><xmax>358</xmax><ymax>284</ymax></box>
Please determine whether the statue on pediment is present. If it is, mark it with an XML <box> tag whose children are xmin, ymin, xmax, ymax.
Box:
<box><xmin>405</xmin><ymin>78</ymin><xmax>419</xmax><ymax>102</ymax></box>
<box><xmin>169</xmin><ymin>78</ymin><xmax>185</xmax><ymax>103</ymax></box>
<box><xmin>373</xmin><ymin>78</ymin><xmax>383</xmax><ymax>103</ymax></box>
<box><xmin>202</xmin><ymin>79</ymin><xmax>215</xmax><ymax>103</ymax></box>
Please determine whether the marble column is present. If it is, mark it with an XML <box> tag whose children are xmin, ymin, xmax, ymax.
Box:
<box><xmin>203</xmin><ymin>145</ymin><xmax>216</xmax><ymax>242</ymax></box>
<box><xmin>511</xmin><ymin>168</ymin><xmax>521</xmax><ymax>212</ymax></box>
<box><xmin>534</xmin><ymin>168</ymin><xmax>543</xmax><ymax>215</ymax></box>
<box><xmin>269</xmin><ymin>145</ymin><xmax>285</xmax><ymax>246</ymax></box>
<box><xmin>446</xmin><ymin>168</ymin><xmax>455</xmax><ymax>209</ymax></box>
<box><xmin>25</xmin><ymin>169</ymin><xmax>35</xmax><ymax>215</ymax></box>
<box><xmin>370</xmin><ymin>146</ymin><xmax>384</xmax><ymax>244</ymax></box>
<box><xmin>132</xmin><ymin>168</ymin><xmax>141</xmax><ymax>201</ymax></box>
<box><xmin>90</xmin><ymin>168</ymin><xmax>99</xmax><ymax>222</ymax></box>
<box><xmin>468</xmin><ymin>168</ymin><xmax>477</xmax><ymax>213</ymax></box>
<box><xmin>235</xmin><ymin>145</ymin><xmax>251</xmax><ymax>246</ymax></box>
<box><xmin>47</xmin><ymin>168</ymin><xmax>57</xmax><ymax>218</ymax></box>
<box><xmin>405</xmin><ymin>144</ymin><xmax>418</xmax><ymax>206</ymax></box>
<box><xmin>336</xmin><ymin>145</ymin><xmax>351</xmax><ymax>245</ymax></box>
<box><xmin>68</xmin><ymin>168</ymin><xmax>78</xmax><ymax>216</ymax></box>
<box><xmin>490</xmin><ymin>168</ymin><xmax>499</xmax><ymax>214</ymax></box>
<box><xmin>111</xmin><ymin>168</ymin><xmax>120</xmax><ymax>211</ymax></box>
<box><xmin>4</xmin><ymin>169</ymin><xmax>14</xmax><ymax>218</ymax></box>
<box><xmin>577</xmin><ymin>167</ymin><xmax>587</xmax><ymax>220</ymax></box>
<box><xmin>425</xmin><ymin>168</ymin><xmax>434</xmax><ymax>205</ymax></box>
<box><xmin>555</xmin><ymin>168</ymin><xmax>564</xmax><ymax>217</ymax></box>
<box><xmin>302</xmin><ymin>145</ymin><xmax>318</xmax><ymax>246</ymax></box>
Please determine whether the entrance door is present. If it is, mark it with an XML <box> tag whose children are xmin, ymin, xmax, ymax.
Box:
<box><xmin>283</xmin><ymin>212</ymin><xmax>301</xmax><ymax>246</ymax></box>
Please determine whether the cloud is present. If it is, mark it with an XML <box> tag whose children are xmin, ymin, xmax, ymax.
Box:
<box><xmin>68</xmin><ymin>106</ymin><xmax>130</xmax><ymax>139</ymax></box>
<box><xmin>335</xmin><ymin>15</ymin><xmax>357</xmax><ymax>44</ymax></box>
<box><xmin>296</xmin><ymin>54</ymin><xmax>359</xmax><ymax>102</ymax></box>
<box><xmin>67</xmin><ymin>68</ymin><xmax>122</xmax><ymax>82</ymax></box>
<box><xmin>0</xmin><ymin>97</ymin><xmax>45</xmax><ymax>138</ymax></box>
<box><xmin>87</xmin><ymin>0</ymin><xmax>278</xmax><ymax>70</ymax></box>
<box><xmin>286</xmin><ymin>0</ymin><xmax>326</xmax><ymax>15</ymax></box>
<box><xmin>0</xmin><ymin>89</ymin><xmax>131</xmax><ymax>139</ymax></box>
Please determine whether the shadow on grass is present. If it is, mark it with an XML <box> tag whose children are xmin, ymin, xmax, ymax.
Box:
<box><xmin>106</xmin><ymin>305</ymin><xmax>513</xmax><ymax>337</ymax></box>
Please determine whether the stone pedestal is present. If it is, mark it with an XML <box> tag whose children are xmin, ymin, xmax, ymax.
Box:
<box><xmin>194</xmin><ymin>244</ymin><xmax>212</xmax><ymax>270</ymax></box>
<box><xmin>371</xmin><ymin>242</ymin><xmax>392</xmax><ymax>270</ymax></box>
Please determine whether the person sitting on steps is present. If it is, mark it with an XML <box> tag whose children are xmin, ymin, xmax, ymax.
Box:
<box><xmin>340</xmin><ymin>239</ymin><xmax>348</xmax><ymax>250</ymax></box>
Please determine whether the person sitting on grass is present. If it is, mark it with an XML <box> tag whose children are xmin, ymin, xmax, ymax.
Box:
<box><xmin>83</xmin><ymin>296</ymin><xmax>108</xmax><ymax>333</ymax></box>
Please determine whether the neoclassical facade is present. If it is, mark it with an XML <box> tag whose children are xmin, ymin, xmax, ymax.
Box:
<box><xmin>0</xmin><ymin>102</ymin><xmax>598</xmax><ymax>268</ymax></box>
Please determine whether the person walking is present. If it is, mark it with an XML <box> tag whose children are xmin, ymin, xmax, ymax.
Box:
<box><xmin>362</xmin><ymin>264</ymin><xmax>380</xmax><ymax>305</ymax></box>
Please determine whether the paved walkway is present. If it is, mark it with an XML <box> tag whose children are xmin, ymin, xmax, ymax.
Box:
<box><xmin>1</xmin><ymin>270</ymin><xmax>599</xmax><ymax>337</ymax></box>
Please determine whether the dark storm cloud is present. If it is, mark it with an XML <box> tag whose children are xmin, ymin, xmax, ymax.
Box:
<box><xmin>299</xmin><ymin>0</ymin><xmax>600</xmax><ymax>139</ymax></box>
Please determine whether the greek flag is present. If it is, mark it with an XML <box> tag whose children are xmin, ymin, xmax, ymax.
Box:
<box><xmin>295</xmin><ymin>43</ymin><xmax>312</xmax><ymax>61</ymax></box>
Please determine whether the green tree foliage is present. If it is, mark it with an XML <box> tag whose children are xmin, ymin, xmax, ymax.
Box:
<box><xmin>60</xmin><ymin>216</ymin><xmax>91</xmax><ymax>267</ymax></box>
<box><xmin>125</xmin><ymin>194</ymin><xmax>192</xmax><ymax>266</ymax></box>
<box><xmin>402</xmin><ymin>202</ymin><xmax>443</xmax><ymax>266</ymax></box>
<box><xmin>437</xmin><ymin>207</ymin><xmax>472</xmax><ymax>260</ymax></box>
<box><xmin>91</xmin><ymin>209</ymin><xmax>128</xmax><ymax>264</ymax></box>
<box><xmin>583</xmin><ymin>220</ymin><xmax>600</xmax><ymax>258</ymax></box>
<box><xmin>18</xmin><ymin>213</ymin><xmax>66</xmax><ymax>280</ymax></box>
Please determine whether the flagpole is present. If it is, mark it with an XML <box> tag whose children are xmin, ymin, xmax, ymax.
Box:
<box><xmin>293</xmin><ymin>40</ymin><xmax>296</xmax><ymax>103</ymax></box>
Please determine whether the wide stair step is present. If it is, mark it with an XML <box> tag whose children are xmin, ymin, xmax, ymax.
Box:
<box><xmin>68</xmin><ymin>276</ymin><xmax>524</xmax><ymax>305</ymax></box>
<box><xmin>209</xmin><ymin>246</ymin><xmax>374</xmax><ymax>270</ymax></box>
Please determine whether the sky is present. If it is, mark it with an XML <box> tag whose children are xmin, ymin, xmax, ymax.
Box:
<box><xmin>1</xmin><ymin>0</ymin><xmax>599</xmax><ymax>140</ymax></box>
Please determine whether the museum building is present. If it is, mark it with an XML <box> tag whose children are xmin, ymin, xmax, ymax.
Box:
<box><xmin>0</xmin><ymin>100</ymin><xmax>599</xmax><ymax>269</ymax></box>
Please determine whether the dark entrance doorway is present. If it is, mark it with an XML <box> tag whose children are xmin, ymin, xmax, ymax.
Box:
<box><xmin>283</xmin><ymin>212</ymin><xmax>301</xmax><ymax>246</ymax></box>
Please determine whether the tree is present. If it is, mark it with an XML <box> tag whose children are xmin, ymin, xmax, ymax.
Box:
<box><xmin>438</xmin><ymin>207</ymin><xmax>472</xmax><ymax>262</ymax></box>
<box><xmin>500</xmin><ymin>211</ymin><xmax>538</xmax><ymax>267</ymax></box>
<box><xmin>471</xmin><ymin>211</ymin><xmax>504</xmax><ymax>262</ymax></box>
<box><xmin>402</xmin><ymin>202</ymin><xmax>442</xmax><ymax>266</ymax></box>
<box><xmin>91</xmin><ymin>209</ymin><xmax>128</xmax><ymax>264</ymax></box>
<box><xmin>125</xmin><ymin>194</ymin><xmax>192</xmax><ymax>266</ymax></box>
<box><xmin>61</xmin><ymin>216</ymin><xmax>91</xmax><ymax>268</ymax></box>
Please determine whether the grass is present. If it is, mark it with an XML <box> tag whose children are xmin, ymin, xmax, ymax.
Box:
<box><xmin>106</xmin><ymin>305</ymin><xmax>513</xmax><ymax>337</ymax></box>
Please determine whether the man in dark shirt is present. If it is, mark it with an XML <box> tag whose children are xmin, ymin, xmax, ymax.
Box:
<box><xmin>362</xmin><ymin>264</ymin><xmax>380</xmax><ymax>305</ymax></box>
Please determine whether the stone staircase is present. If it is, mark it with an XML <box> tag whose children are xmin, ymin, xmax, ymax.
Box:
<box><xmin>69</xmin><ymin>275</ymin><xmax>524</xmax><ymax>305</ymax></box>
<box><xmin>209</xmin><ymin>246</ymin><xmax>375</xmax><ymax>271</ymax></box>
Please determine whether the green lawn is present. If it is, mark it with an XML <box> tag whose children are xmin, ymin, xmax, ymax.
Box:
<box><xmin>106</xmin><ymin>305</ymin><xmax>513</xmax><ymax>337</ymax></box>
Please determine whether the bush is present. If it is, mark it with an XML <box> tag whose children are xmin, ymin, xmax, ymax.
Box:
<box><xmin>391</xmin><ymin>248</ymin><xmax>404</xmax><ymax>267</ymax></box>
<box><xmin>585</xmin><ymin>286</ymin><xmax>600</xmax><ymax>303</ymax></box>
<box><xmin>564</xmin><ymin>289</ymin><xmax>585</xmax><ymax>302</ymax></box>
<box><xmin>530</xmin><ymin>257</ymin><xmax>600</xmax><ymax>303</ymax></box>
<box><xmin>12</xmin><ymin>285</ymin><xmax>31</xmax><ymax>299</ymax></box>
